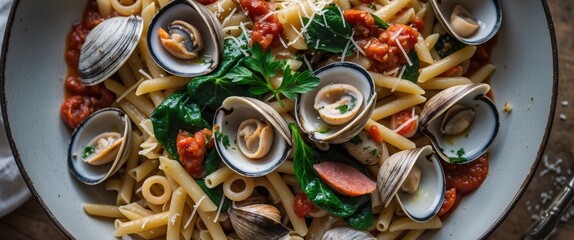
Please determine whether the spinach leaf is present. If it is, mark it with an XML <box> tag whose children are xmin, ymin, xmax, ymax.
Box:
<box><xmin>434</xmin><ymin>34</ymin><xmax>467</xmax><ymax>58</ymax></box>
<box><xmin>290</xmin><ymin>123</ymin><xmax>370</xmax><ymax>217</ymax></box>
<box><xmin>343</xmin><ymin>201</ymin><xmax>375</xmax><ymax>230</ymax></box>
<box><xmin>403</xmin><ymin>51</ymin><xmax>420</xmax><ymax>82</ymax></box>
<box><xmin>371</xmin><ymin>14</ymin><xmax>389</xmax><ymax>29</ymax></box>
<box><xmin>303</xmin><ymin>6</ymin><xmax>354</xmax><ymax>55</ymax></box>
<box><xmin>150</xmin><ymin>91</ymin><xmax>210</xmax><ymax>159</ymax></box>
<box><xmin>187</xmin><ymin>39</ymin><xmax>253</xmax><ymax>110</ymax></box>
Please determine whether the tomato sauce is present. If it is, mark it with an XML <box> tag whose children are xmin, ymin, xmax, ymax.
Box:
<box><xmin>60</xmin><ymin>0</ymin><xmax>117</xmax><ymax>129</ymax></box>
<box><xmin>240</xmin><ymin>0</ymin><xmax>283</xmax><ymax>49</ymax></box>
<box><xmin>293</xmin><ymin>192</ymin><xmax>316</xmax><ymax>218</ymax></box>
<box><xmin>176</xmin><ymin>129</ymin><xmax>214</xmax><ymax>179</ymax></box>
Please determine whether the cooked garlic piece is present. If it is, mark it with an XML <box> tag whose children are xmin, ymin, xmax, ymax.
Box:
<box><xmin>158</xmin><ymin>20</ymin><xmax>203</xmax><ymax>59</ymax></box>
<box><xmin>83</xmin><ymin>132</ymin><xmax>123</xmax><ymax>165</ymax></box>
<box><xmin>314</xmin><ymin>83</ymin><xmax>364</xmax><ymax>126</ymax></box>
<box><xmin>237</xmin><ymin>119</ymin><xmax>274</xmax><ymax>159</ymax></box>
<box><xmin>450</xmin><ymin>5</ymin><xmax>479</xmax><ymax>38</ymax></box>
<box><xmin>400</xmin><ymin>165</ymin><xmax>422</xmax><ymax>194</ymax></box>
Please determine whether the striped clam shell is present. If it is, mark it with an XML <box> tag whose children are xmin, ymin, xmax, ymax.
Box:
<box><xmin>295</xmin><ymin>62</ymin><xmax>377</xmax><ymax>144</ymax></box>
<box><xmin>213</xmin><ymin>97</ymin><xmax>292</xmax><ymax>177</ymax></box>
<box><xmin>420</xmin><ymin>83</ymin><xmax>499</xmax><ymax>164</ymax></box>
<box><xmin>228</xmin><ymin>203</ymin><xmax>289</xmax><ymax>240</ymax></box>
<box><xmin>79</xmin><ymin>16</ymin><xmax>143</xmax><ymax>86</ymax></box>
<box><xmin>378</xmin><ymin>145</ymin><xmax>446</xmax><ymax>222</ymax></box>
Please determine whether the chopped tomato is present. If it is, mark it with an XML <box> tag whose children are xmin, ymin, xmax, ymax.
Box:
<box><xmin>391</xmin><ymin>108</ymin><xmax>418</xmax><ymax>137</ymax></box>
<box><xmin>176</xmin><ymin>129</ymin><xmax>214</xmax><ymax>179</ymax></box>
<box><xmin>443</xmin><ymin>154</ymin><xmax>489</xmax><ymax>194</ymax></box>
<box><xmin>369</xmin><ymin>125</ymin><xmax>384</xmax><ymax>143</ymax></box>
<box><xmin>438</xmin><ymin>188</ymin><xmax>457</xmax><ymax>217</ymax></box>
<box><xmin>60</xmin><ymin>95</ymin><xmax>99</xmax><ymax>129</ymax></box>
<box><xmin>358</xmin><ymin>24</ymin><xmax>419</xmax><ymax>72</ymax></box>
<box><xmin>196</xmin><ymin>0</ymin><xmax>218</xmax><ymax>5</ymax></box>
<box><xmin>293</xmin><ymin>193</ymin><xmax>316</xmax><ymax>218</ymax></box>
<box><xmin>240</xmin><ymin>0</ymin><xmax>283</xmax><ymax>49</ymax></box>
<box><xmin>409</xmin><ymin>17</ymin><xmax>424</xmax><ymax>32</ymax></box>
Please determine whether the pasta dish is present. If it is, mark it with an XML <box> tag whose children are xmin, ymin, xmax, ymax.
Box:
<box><xmin>59</xmin><ymin>0</ymin><xmax>498</xmax><ymax>239</ymax></box>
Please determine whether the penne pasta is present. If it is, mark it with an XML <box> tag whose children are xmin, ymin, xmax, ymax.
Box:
<box><xmin>418</xmin><ymin>46</ymin><xmax>477</xmax><ymax>82</ymax></box>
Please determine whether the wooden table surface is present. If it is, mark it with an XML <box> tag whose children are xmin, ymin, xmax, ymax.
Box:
<box><xmin>1</xmin><ymin>0</ymin><xmax>573</xmax><ymax>239</ymax></box>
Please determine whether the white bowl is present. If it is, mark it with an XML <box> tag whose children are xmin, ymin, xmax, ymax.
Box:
<box><xmin>0</xmin><ymin>0</ymin><xmax>558</xmax><ymax>239</ymax></box>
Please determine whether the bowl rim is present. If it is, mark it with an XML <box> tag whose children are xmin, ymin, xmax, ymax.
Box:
<box><xmin>0</xmin><ymin>0</ymin><xmax>559</xmax><ymax>239</ymax></box>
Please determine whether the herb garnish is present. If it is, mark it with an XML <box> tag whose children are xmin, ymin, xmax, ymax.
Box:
<box><xmin>370</xmin><ymin>149</ymin><xmax>378</xmax><ymax>157</ymax></box>
<box><xmin>303</xmin><ymin>6</ymin><xmax>355</xmax><ymax>54</ymax></box>
<box><xmin>317</xmin><ymin>127</ymin><xmax>331</xmax><ymax>134</ymax></box>
<box><xmin>215</xmin><ymin>132</ymin><xmax>231</xmax><ymax>149</ymax></box>
<box><xmin>82</xmin><ymin>145</ymin><xmax>95</xmax><ymax>159</ymax></box>
<box><xmin>449</xmin><ymin>148</ymin><xmax>467</xmax><ymax>163</ymax></box>
<box><xmin>335</xmin><ymin>97</ymin><xmax>357</xmax><ymax>114</ymax></box>
<box><xmin>369</xmin><ymin>2</ymin><xmax>377</xmax><ymax>10</ymax></box>
<box><xmin>226</xmin><ymin>42</ymin><xmax>320</xmax><ymax>106</ymax></box>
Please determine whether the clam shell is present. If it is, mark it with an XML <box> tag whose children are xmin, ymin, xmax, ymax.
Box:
<box><xmin>214</xmin><ymin>97</ymin><xmax>292</xmax><ymax>177</ymax></box>
<box><xmin>68</xmin><ymin>108</ymin><xmax>132</xmax><ymax>185</ymax></box>
<box><xmin>420</xmin><ymin>83</ymin><xmax>499</xmax><ymax>164</ymax></box>
<box><xmin>79</xmin><ymin>16</ymin><xmax>143</xmax><ymax>86</ymax></box>
<box><xmin>429</xmin><ymin>0</ymin><xmax>502</xmax><ymax>45</ymax></box>
<box><xmin>378</xmin><ymin>146</ymin><xmax>445</xmax><ymax>222</ymax></box>
<box><xmin>322</xmin><ymin>227</ymin><xmax>376</xmax><ymax>240</ymax></box>
<box><xmin>147</xmin><ymin>0</ymin><xmax>222</xmax><ymax>77</ymax></box>
<box><xmin>295</xmin><ymin>62</ymin><xmax>376</xmax><ymax>144</ymax></box>
<box><xmin>228</xmin><ymin>203</ymin><xmax>289</xmax><ymax>240</ymax></box>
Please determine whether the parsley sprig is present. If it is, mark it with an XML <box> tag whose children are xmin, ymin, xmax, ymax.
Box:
<box><xmin>226</xmin><ymin>43</ymin><xmax>320</xmax><ymax>106</ymax></box>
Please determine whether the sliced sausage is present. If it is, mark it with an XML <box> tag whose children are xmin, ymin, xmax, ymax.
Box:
<box><xmin>313</xmin><ymin>161</ymin><xmax>376</xmax><ymax>197</ymax></box>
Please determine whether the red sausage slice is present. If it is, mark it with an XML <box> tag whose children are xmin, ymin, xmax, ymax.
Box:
<box><xmin>313</xmin><ymin>161</ymin><xmax>377</xmax><ymax>197</ymax></box>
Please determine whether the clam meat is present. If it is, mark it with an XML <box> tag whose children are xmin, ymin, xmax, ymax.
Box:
<box><xmin>296</xmin><ymin>62</ymin><xmax>376</xmax><ymax>144</ymax></box>
<box><xmin>147</xmin><ymin>0</ymin><xmax>223</xmax><ymax>77</ymax></box>
<box><xmin>342</xmin><ymin>130</ymin><xmax>387</xmax><ymax>165</ymax></box>
<box><xmin>378</xmin><ymin>146</ymin><xmax>445</xmax><ymax>222</ymax></box>
<box><xmin>419</xmin><ymin>83</ymin><xmax>499</xmax><ymax>164</ymax></box>
<box><xmin>158</xmin><ymin>20</ymin><xmax>204</xmax><ymax>60</ymax></box>
<box><xmin>237</xmin><ymin>118</ymin><xmax>273</xmax><ymax>159</ymax></box>
<box><xmin>228</xmin><ymin>203</ymin><xmax>289</xmax><ymax>240</ymax></box>
<box><xmin>314</xmin><ymin>83</ymin><xmax>363</xmax><ymax>126</ymax></box>
<box><xmin>440</xmin><ymin>104</ymin><xmax>476</xmax><ymax>136</ymax></box>
<box><xmin>82</xmin><ymin>132</ymin><xmax>123</xmax><ymax>165</ymax></box>
<box><xmin>429</xmin><ymin>0</ymin><xmax>502</xmax><ymax>45</ymax></box>
<box><xmin>214</xmin><ymin>97</ymin><xmax>292</xmax><ymax>177</ymax></box>
<box><xmin>68</xmin><ymin>108</ymin><xmax>132</xmax><ymax>185</ymax></box>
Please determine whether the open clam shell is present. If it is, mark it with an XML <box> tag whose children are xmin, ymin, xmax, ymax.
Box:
<box><xmin>147</xmin><ymin>0</ymin><xmax>223</xmax><ymax>77</ymax></box>
<box><xmin>378</xmin><ymin>146</ymin><xmax>445</xmax><ymax>222</ymax></box>
<box><xmin>79</xmin><ymin>16</ymin><xmax>143</xmax><ymax>85</ymax></box>
<box><xmin>420</xmin><ymin>83</ymin><xmax>499</xmax><ymax>164</ymax></box>
<box><xmin>429</xmin><ymin>0</ymin><xmax>502</xmax><ymax>45</ymax></box>
<box><xmin>214</xmin><ymin>97</ymin><xmax>292</xmax><ymax>177</ymax></box>
<box><xmin>68</xmin><ymin>108</ymin><xmax>132</xmax><ymax>185</ymax></box>
<box><xmin>295</xmin><ymin>62</ymin><xmax>376</xmax><ymax>144</ymax></box>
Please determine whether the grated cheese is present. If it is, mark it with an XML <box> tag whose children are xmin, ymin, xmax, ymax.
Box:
<box><xmin>393</xmin><ymin>110</ymin><xmax>418</xmax><ymax>134</ymax></box>
<box><xmin>392</xmin><ymin>66</ymin><xmax>406</xmax><ymax>92</ymax></box>
<box><xmin>349</xmin><ymin>33</ymin><xmax>366</xmax><ymax>56</ymax></box>
<box><xmin>336</xmin><ymin>5</ymin><xmax>346</xmax><ymax>28</ymax></box>
<box><xmin>213</xmin><ymin>194</ymin><xmax>226</xmax><ymax>223</ymax></box>
<box><xmin>170</xmin><ymin>213</ymin><xmax>180</xmax><ymax>226</ymax></box>
<box><xmin>184</xmin><ymin>195</ymin><xmax>206</xmax><ymax>229</ymax></box>
<box><xmin>303</xmin><ymin>55</ymin><xmax>313</xmax><ymax>72</ymax></box>
<box><xmin>391</xmin><ymin>27</ymin><xmax>404</xmax><ymax>40</ymax></box>
<box><xmin>322</xmin><ymin>13</ymin><xmax>329</xmax><ymax>28</ymax></box>
<box><xmin>315</xmin><ymin>39</ymin><xmax>320</xmax><ymax>49</ymax></box>
<box><xmin>138</xmin><ymin>69</ymin><xmax>153</xmax><ymax>80</ymax></box>
<box><xmin>341</xmin><ymin>40</ymin><xmax>351</xmax><ymax>62</ymax></box>
<box><xmin>279</xmin><ymin>36</ymin><xmax>289</xmax><ymax>49</ymax></box>
<box><xmin>258</xmin><ymin>11</ymin><xmax>276</xmax><ymax>23</ymax></box>
<box><xmin>395</xmin><ymin>38</ymin><xmax>413</xmax><ymax>66</ymax></box>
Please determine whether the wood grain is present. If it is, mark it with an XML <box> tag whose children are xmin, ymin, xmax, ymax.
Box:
<box><xmin>1</xmin><ymin>0</ymin><xmax>573</xmax><ymax>239</ymax></box>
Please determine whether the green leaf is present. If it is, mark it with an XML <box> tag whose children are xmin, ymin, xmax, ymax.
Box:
<box><xmin>343</xmin><ymin>201</ymin><xmax>375</xmax><ymax>230</ymax></box>
<box><xmin>277</xmin><ymin>65</ymin><xmax>320</xmax><ymax>100</ymax></box>
<box><xmin>304</xmin><ymin>6</ymin><xmax>355</xmax><ymax>54</ymax></box>
<box><xmin>403</xmin><ymin>51</ymin><xmax>420</xmax><ymax>82</ymax></box>
<box><xmin>187</xmin><ymin>39</ymin><xmax>253</xmax><ymax>110</ymax></box>
<box><xmin>290</xmin><ymin>123</ymin><xmax>370</xmax><ymax>217</ymax></box>
<box><xmin>434</xmin><ymin>33</ymin><xmax>467</xmax><ymax>58</ymax></box>
<box><xmin>371</xmin><ymin>14</ymin><xmax>389</xmax><ymax>29</ymax></box>
<box><xmin>150</xmin><ymin>91</ymin><xmax>210</xmax><ymax>159</ymax></box>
